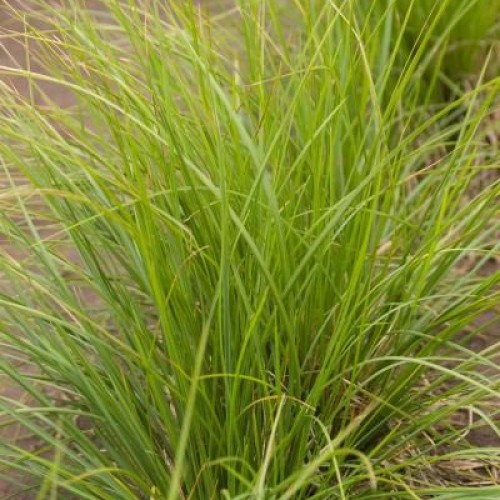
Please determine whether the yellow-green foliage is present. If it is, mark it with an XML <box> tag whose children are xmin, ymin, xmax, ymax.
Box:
<box><xmin>0</xmin><ymin>1</ymin><xmax>498</xmax><ymax>498</ymax></box>
<box><xmin>397</xmin><ymin>0</ymin><xmax>500</xmax><ymax>77</ymax></box>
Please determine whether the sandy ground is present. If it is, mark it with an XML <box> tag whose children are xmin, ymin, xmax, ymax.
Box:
<box><xmin>0</xmin><ymin>1</ymin><xmax>498</xmax><ymax>497</ymax></box>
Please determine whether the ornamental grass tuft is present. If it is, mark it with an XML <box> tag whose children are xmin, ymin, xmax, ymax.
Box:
<box><xmin>0</xmin><ymin>1</ymin><xmax>498</xmax><ymax>498</ymax></box>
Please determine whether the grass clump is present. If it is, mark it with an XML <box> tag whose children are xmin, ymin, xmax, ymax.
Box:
<box><xmin>0</xmin><ymin>0</ymin><xmax>499</xmax><ymax>498</ymax></box>
<box><xmin>396</xmin><ymin>0</ymin><xmax>500</xmax><ymax>79</ymax></box>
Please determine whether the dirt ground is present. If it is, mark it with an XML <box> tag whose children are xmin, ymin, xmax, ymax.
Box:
<box><xmin>0</xmin><ymin>1</ymin><xmax>499</xmax><ymax>498</ymax></box>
